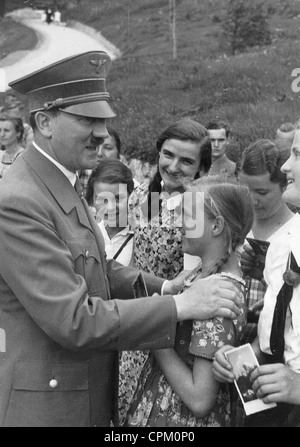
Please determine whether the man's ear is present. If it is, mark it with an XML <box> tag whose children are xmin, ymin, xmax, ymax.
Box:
<box><xmin>35</xmin><ymin>111</ymin><xmax>53</xmax><ymax>138</ymax></box>
<box><xmin>212</xmin><ymin>215</ymin><xmax>225</xmax><ymax>237</ymax></box>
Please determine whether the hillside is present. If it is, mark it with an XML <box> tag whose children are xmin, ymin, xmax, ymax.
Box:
<box><xmin>2</xmin><ymin>0</ymin><xmax>300</xmax><ymax>163</ymax></box>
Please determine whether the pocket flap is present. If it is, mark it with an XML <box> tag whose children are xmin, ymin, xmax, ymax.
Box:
<box><xmin>67</xmin><ymin>239</ymin><xmax>101</xmax><ymax>263</ymax></box>
<box><xmin>13</xmin><ymin>361</ymin><xmax>89</xmax><ymax>391</ymax></box>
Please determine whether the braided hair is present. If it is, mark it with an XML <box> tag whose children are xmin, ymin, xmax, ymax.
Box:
<box><xmin>188</xmin><ymin>175</ymin><xmax>255</xmax><ymax>271</ymax></box>
<box><xmin>239</xmin><ymin>139</ymin><xmax>289</xmax><ymax>189</ymax></box>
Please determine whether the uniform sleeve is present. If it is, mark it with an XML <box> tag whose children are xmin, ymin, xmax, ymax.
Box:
<box><xmin>0</xmin><ymin>190</ymin><xmax>176</xmax><ymax>353</ymax></box>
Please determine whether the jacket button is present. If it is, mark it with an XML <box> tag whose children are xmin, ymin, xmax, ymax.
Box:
<box><xmin>49</xmin><ymin>379</ymin><xmax>58</xmax><ymax>389</ymax></box>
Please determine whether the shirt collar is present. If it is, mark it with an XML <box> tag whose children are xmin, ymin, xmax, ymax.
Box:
<box><xmin>33</xmin><ymin>141</ymin><xmax>77</xmax><ymax>186</ymax></box>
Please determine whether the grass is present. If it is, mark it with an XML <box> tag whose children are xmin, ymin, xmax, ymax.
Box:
<box><xmin>2</xmin><ymin>0</ymin><xmax>300</xmax><ymax>164</ymax></box>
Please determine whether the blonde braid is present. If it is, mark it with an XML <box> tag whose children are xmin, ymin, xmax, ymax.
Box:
<box><xmin>206</xmin><ymin>251</ymin><xmax>231</xmax><ymax>277</ymax></box>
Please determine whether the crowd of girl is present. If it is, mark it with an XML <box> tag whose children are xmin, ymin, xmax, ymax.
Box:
<box><xmin>2</xmin><ymin>106</ymin><xmax>300</xmax><ymax>427</ymax></box>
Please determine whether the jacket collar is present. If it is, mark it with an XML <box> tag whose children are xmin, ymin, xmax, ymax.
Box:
<box><xmin>23</xmin><ymin>145</ymin><xmax>91</xmax><ymax>230</ymax></box>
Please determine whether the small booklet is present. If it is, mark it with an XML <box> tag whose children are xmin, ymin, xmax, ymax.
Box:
<box><xmin>225</xmin><ymin>343</ymin><xmax>277</xmax><ymax>416</ymax></box>
<box><xmin>246</xmin><ymin>237</ymin><xmax>270</xmax><ymax>264</ymax></box>
<box><xmin>132</xmin><ymin>272</ymin><xmax>149</xmax><ymax>299</ymax></box>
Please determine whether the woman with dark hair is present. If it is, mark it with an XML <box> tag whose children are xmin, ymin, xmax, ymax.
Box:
<box><xmin>226</xmin><ymin>139</ymin><xmax>298</xmax><ymax>426</ymax></box>
<box><xmin>97</xmin><ymin>126</ymin><xmax>121</xmax><ymax>163</ymax></box>
<box><xmin>129</xmin><ymin>117</ymin><xmax>211</xmax><ymax>277</ymax></box>
<box><xmin>212</xmin><ymin>132</ymin><xmax>300</xmax><ymax>427</ymax></box>
<box><xmin>86</xmin><ymin>159</ymin><xmax>135</xmax><ymax>266</ymax></box>
<box><xmin>118</xmin><ymin>118</ymin><xmax>211</xmax><ymax>425</ymax></box>
<box><xmin>0</xmin><ymin>112</ymin><xmax>24</xmax><ymax>179</ymax></box>
<box><xmin>79</xmin><ymin>127</ymin><xmax>123</xmax><ymax>198</ymax></box>
<box><xmin>238</xmin><ymin>139</ymin><xmax>295</xmax><ymax>343</ymax></box>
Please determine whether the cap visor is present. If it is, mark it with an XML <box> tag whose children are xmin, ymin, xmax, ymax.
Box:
<box><xmin>61</xmin><ymin>101</ymin><xmax>116</xmax><ymax>118</ymax></box>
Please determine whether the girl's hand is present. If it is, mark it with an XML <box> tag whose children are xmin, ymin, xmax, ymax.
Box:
<box><xmin>250</xmin><ymin>363</ymin><xmax>300</xmax><ymax>405</ymax></box>
<box><xmin>249</xmin><ymin>299</ymin><xmax>264</xmax><ymax>314</ymax></box>
<box><xmin>247</xmin><ymin>298</ymin><xmax>264</xmax><ymax>323</ymax></box>
<box><xmin>212</xmin><ymin>345</ymin><xmax>235</xmax><ymax>383</ymax></box>
<box><xmin>240</xmin><ymin>243</ymin><xmax>264</xmax><ymax>281</ymax></box>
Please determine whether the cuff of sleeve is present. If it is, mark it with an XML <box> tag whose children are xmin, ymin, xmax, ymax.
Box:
<box><xmin>161</xmin><ymin>280</ymin><xmax>170</xmax><ymax>295</ymax></box>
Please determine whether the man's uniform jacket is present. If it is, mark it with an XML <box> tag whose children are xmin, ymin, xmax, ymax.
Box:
<box><xmin>0</xmin><ymin>145</ymin><xmax>177</xmax><ymax>427</ymax></box>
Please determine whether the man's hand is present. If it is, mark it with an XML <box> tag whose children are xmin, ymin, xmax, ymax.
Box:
<box><xmin>163</xmin><ymin>270</ymin><xmax>194</xmax><ymax>295</ymax></box>
<box><xmin>240</xmin><ymin>243</ymin><xmax>265</xmax><ymax>281</ymax></box>
<box><xmin>173</xmin><ymin>274</ymin><xmax>243</xmax><ymax>322</ymax></box>
<box><xmin>251</xmin><ymin>364</ymin><xmax>300</xmax><ymax>405</ymax></box>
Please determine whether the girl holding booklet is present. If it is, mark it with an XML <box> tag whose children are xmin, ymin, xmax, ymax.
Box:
<box><xmin>212</xmin><ymin>129</ymin><xmax>300</xmax><ymax>427</ymax></box>
<box><xmin>237</xmin><ymin>139</ymin><xmax>295</xmax><ymax>345</ymax></box>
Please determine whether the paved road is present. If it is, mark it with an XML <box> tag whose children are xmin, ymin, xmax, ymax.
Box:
<box><xmin>0</xmin><ymin>9</ymin><xmax>120</xmax><ymax>91</ymax></box>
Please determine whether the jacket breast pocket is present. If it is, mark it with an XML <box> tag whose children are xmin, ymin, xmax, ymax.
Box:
<box><xmin>4</xmin><ymin>361</ymin><xmax>90</xmax><ymax>427</ymax></box>
<box><xmin>67</xmin><ymin>238</ymin><xmax>104</xmax><ymax>295</ymax></box>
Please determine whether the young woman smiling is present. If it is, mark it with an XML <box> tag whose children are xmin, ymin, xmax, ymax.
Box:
<box><xmin>118</xmin><ymin>118</ymin><xmax>211</xmax><ymax>425</ymax></box>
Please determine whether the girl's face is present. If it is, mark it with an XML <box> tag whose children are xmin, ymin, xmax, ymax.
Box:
<box><xmin>238</xmin><ymin>171</ymin><xmax>284</xmax><ymax>220</ymax></box>
<box><xmin>281</xmin><ymin>129</ymin><xmax>300</xmax><ymax>207</ymax></box>
<box><xmin>93</xmin><ymin>181</ymin><xmax>129</xmax><ymax>228</ymax></box>
<box><xmin>159</xmin><ymin>139</ymin><xmax>202</xmax><ymax>195</ymax></box>
<box><xmin>175</xmin><ymin>191</ymin><xmax>212</xmax><ymax>257</ymax></box>
<box><xmin>0</xmin><ymin>120</ymin><xmax>19</xmax><ymax>148</ymax></box>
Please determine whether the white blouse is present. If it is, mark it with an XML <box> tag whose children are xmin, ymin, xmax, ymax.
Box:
<box><xmin>258</xmin><ymin>213</ymin><xmax>300</xmax><ymax>371</ymax></box>
<box><xmin>98</xmin><ymin>220</ymin><xmax>134</xmax><ymax>267</ymax></box>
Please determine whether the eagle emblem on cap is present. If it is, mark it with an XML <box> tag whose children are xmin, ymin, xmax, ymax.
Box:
<box><xmin>90</xmin><ymin>59</ymin><xmax>107</xmax><ymax>75</ymax></box>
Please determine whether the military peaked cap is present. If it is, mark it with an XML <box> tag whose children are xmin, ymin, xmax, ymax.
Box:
<box><xmin>9</xmin><ymin>51</ymin><xmax>116</xmax><ymax>118</ymax></box>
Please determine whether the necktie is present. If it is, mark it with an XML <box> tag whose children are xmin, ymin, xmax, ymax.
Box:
<box><xmin>269</xmin><ymin>251</ymin><xmax>300</xmax><ymax>363</ymax></box>
<box><xmin>74</xmin><ymin>176</ymin><xmax>84</xmax><ymax>199</ymax></box>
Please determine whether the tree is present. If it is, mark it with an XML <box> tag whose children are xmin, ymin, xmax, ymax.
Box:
<box><xmin>223</xmin><ymin>0</ymin><xmax>271</xmax><ymax>55</ymax></box>
<box><xmin>169</xmin><ymin>0</ymin><xmax>177</xmax><ymax>59</ymax></box>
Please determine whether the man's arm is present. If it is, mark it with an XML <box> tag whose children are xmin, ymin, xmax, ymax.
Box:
<box><xmin>168</xmin><ymin>275</ymin><xmax>242</xmax><ymax>320</ymax></box>
<box><xmin>0</xmin><ymin>192</ymin><xmax>177</xmax><ymax>353</ymax></box>
<box><xmin>109</xmin><ymin>259</ymin><xmax>242</xmax><ymax>323</ymax></box>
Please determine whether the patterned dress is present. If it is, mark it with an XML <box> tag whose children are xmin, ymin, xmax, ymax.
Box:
<box><xmin>118</xmin><ymin>183</ymin><xmax>184</xmax><ymax>426</ymax></box>
<box><xmin>128</xmin><ymin>183</ymin><xmax>184</xmax><ymax>277</ymax></box>
<box><xmin>125</xmin><ymin>266</ymin><xmax>246</xmax><ymax>427</ymax></box>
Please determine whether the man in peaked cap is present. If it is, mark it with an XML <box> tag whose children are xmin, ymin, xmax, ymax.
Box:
<box><xmin>0</xmin><ymin>51</ymin><xmax>242</xmax><ymax>427</ymax></box>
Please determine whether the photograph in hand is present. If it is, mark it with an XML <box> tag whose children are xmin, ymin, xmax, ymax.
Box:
<box><xmin>225</xmin><ymin>344</ymin><xmax>277</xmax><ymax>416</ymax></box>
<box><xmin>246</xmin><ymin>237</ymin><xmax>270</xmax><ymax>264</ymax></box>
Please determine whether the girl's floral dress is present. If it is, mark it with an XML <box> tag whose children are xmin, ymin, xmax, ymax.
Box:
<box><xmin>118</xmin><ymin>183</ymin><xmax>184</xmax><ymax>426</ymax></box>
<box><xmin>125</xmin><ymin>265</ymin><xmax>247</xmax><ymax>427</ymax></box>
